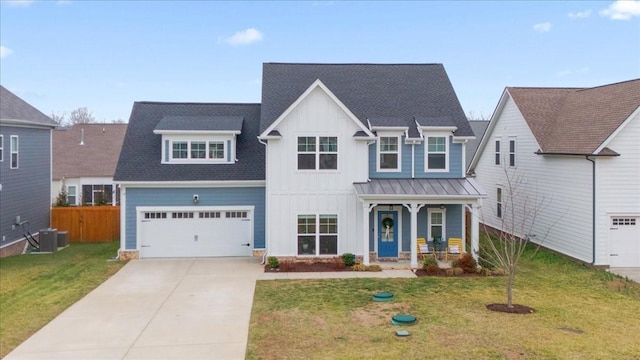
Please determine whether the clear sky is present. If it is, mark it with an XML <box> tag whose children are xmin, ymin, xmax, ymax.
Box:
<box><xmin>1</xmin><ymin>0</ymin><xmax>639</xmax><ymax>122</ymax></box>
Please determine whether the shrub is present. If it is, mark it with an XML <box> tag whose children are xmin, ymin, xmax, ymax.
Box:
<box><xmin>342</xmin><ymin>253</ymin><xmax>356</xmax><ymax>267</ymax></box>
<box><xmin>424</xmin><ymin>264</ymin><xmax>440</xmax><ymax>275</ymax></box>
<box><xmin>457</xmin><ymin>253</ymin><xmax>478</xmax><ymax>273</ymax></box>
<box><xmin>478</xmin><ymin>249</ymin><xmax>495</xmax><ymax>270</ymax></box>
<box><xmin>352</xmin><ymin>264</ymin><xmax>367</xmax><ymax>271</ymax></box>
<box><xmin>453</xmin><ymin>267</ymin><xmax>464</xmax><ymax>276</ymax></box>
<box><xmin>366</xmin><ymin>264</ymin><xmax>382</xmax><ymax>272</ymax></box>
<box><xmin>267</xmin><ymin>256</ymin><xmax>279</xmax><ymax>269</ymax></box>
<box><xmin>422</xmin><ymin>256</ymin><xmax>438</xmax><ymax>269</ymax></box>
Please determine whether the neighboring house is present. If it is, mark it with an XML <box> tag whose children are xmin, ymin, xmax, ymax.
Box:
<box><xmin>466</xmin><ymin>120</ymin><xmax>489</xmax><ymax>169</ymax></box>
<box><xmin>114</xmin><ymin>63</ymin><xmax>486</xmax><ymax>268</ymax></box>
<box><xmin>52</xmin><ymin>124</ymin><xmax>127</xmax><ymax>206</ymax></box>
<box><xmin>0</xmin><ymin>86</ymin><xmax>58</xmax><ymax>257</ymax></box>
<box><xmin>469</xmin><ymin>79</ymin><xmax>640</xmax><ymax>268</ymax></box>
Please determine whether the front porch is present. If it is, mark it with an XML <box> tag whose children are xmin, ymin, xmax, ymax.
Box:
<box><xmin>353</xmin><ymin>178</ymin><xmax>486</xmax><ymax>268</ymax></box>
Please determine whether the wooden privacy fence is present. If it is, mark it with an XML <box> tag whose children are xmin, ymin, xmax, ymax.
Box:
<box><xmin>51</xmin><ymin>206</ymin><xmax>120</xmax><ymax>242</ymax></box>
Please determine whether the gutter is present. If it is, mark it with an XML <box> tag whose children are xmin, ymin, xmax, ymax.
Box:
<box><xmin>257</xmin><ymin>137</ymin><xmax>268</xmax><ymax>265</ymax></box>
<box><xmin>586</xmin><ymin>156</ymin><xmax>596</xmax><ymax>265</ymax></box>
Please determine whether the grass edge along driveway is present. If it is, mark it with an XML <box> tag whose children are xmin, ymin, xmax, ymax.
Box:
<box><xmin>247</xmin><ymin>245</ymin><xmax>640</xmax><ymax>360</ymax></box>
<box><xmin>0</xmin><ymin>242</ymin><xmax>126</xmax><ymax>358</ymax></box>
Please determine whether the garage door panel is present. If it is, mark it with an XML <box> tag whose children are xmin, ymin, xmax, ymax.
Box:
<box><xmin>139</xmin><ymin>209</ymin><xmax>253</xmax><ymax>258</ymax></box>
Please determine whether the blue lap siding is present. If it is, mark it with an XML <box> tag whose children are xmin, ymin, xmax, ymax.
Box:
<box><xmin>124</xmin><ymin>186</ymin><xmax>265</xmax><ymax>250</ymax></box>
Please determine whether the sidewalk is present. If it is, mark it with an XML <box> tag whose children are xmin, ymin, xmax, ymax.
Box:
<box><xmin>259</xmin><ymin>269</ymin><xmax>417</xmax><ymax>280</ymax></box>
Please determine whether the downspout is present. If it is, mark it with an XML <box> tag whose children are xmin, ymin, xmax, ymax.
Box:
<box><xmin>586</xmin><ymin>156</ymin><xmax>596</xmax><ymax>265</ymax></box>
<box><xmin>258</xmin><ymin>137</ymin><xmax>268</xmax><ymax>264</ymax></box>
<box><xmin>411</xmin><ymin>142</ymin><xmax>415</xmax><ymax>178</ymax></box>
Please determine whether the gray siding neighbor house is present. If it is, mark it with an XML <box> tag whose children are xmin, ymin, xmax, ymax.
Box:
<box><xmin>0</xmin><ymin>86</ymin><xmax>58</xmax><ymax>257</ymax></box>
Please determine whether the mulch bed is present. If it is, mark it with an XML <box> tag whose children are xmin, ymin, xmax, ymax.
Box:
<box><xmin>486</xmin><ymin>303</ymin><xmax>535</xmax><ymax>314</ymax></box>
<box><xmin>413</xmin><ymin>269</ymin><xmax>483</xmax><ymax>277</ymax></box>
<box><xmin>264</xmin><ymin>262</ymin><xmax>351</xmax><ymax>272</ymax></box>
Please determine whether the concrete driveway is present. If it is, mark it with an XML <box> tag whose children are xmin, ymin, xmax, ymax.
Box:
<box><xmin>5</xmin><ymin>257</ymin><xmax>264</xmax><ymax>360</ymax></box>
<box><xmin>610</xmin><ymin>267</ymin><xmax>640</xmax><ymax>283</ymax></box>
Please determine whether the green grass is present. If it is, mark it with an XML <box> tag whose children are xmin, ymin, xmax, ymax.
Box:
<box><xmin>247</xmin><ymin>241</ymin><xmax>640</xmax><ymax>360</ymax></box>
<box><xmin>0</xmin><ymin>242</ymin><xmax>126</xmax><ymax>358</ymax></box>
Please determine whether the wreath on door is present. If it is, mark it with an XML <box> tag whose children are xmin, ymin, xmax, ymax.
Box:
<box><xmin>382</xmin><ymin>217</ymin><xmax>394</xmax><ymax>239</ymax></box>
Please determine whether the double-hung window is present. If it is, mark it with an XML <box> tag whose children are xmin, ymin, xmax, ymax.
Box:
<box><xmin>495</xmin><ymin>139</ymin><xmax>501</xmax><ymax>165</ymax></box>
<box><xmin>297</xmin><ymin>214</ymin><xmax>338</xmax><ymax>255</ymax></box>
<box><xmin>10</xmin><ymin>135</ymin><xmax>18</xmax><ymax>169</ymax></box>
<box><xmin>0</xmin><ymin>135</ymin><xmax>3</xmax><ymax>162</ymax></box>
<box><xmin>297</xmin><ymin>136</ymin><xmax>338</xmax><ymax>170</ymax></box>
<box><xmin>496</xmin><ymin>187</ymin><xmax>503</xmax><ymax>218</ymax></box>
<box><xmin>378</xmin><ymin>136</ymin><xmax>400</xmax><ymax>171</ymax></box>
<box><xmin>67</xmin><ymin>185</ymin><xmax>77</xmax><ymax>206</ymax></box>
<box><xmin>426</xmin><ymin>136</ymin><xmax>448</xmax><ymax>171</ymax></box>
<box><xmin>509</xmin><ymin>138</ymin><xmax>516</xmax><ymax>167</ymax></box>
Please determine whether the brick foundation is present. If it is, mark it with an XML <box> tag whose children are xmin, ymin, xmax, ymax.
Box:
<box><xmin>118</xmin><ymin>250</ymin><xmax>139</xmax><ymax>261</ymax></box>
<box><xmin>252</xmin><ymin>249</ymin><xmax>266</xmax><ymax>257</ymax></box>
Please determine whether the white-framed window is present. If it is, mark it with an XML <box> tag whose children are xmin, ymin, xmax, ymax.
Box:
<box><xmin>425</xmin><ymin>135</ymin><xmax>448</xmax><ymax>171</ymax></box>
<box><xmin>170</xmin><ymin>140</ymin><xmax>227</xmax><ymax>161</ymax></box>
<box><xmin>509</xmin><ymin>138</ymin><xmax>516</xmax><ymax>167</ymax></box>
<box><xmin>10</xmin><ymin>135</ymin><xmax>18</xmax><ymax>169</ymax></box>
<box><xmin>0</xmin><ymin>135</ymin><xmax>3</xmax><ymax>162</ymax></box>
<box><xmin>495</xmin><ymin>139</ymin><xmax>501</xmax><ymax>165</ymax></box>
<box><xmin>67</xmin><ymin>185</ymin><xmax>77</xmax><ymax>206</ymax></box>
<box><xmin>497</xmin><ymin>187</ymin><xmax>503</xmax><ymax>218</ymax></box>
<box><xmin>378</xmin><ymin>136</ymin><xmax>401</xmax><ymax>171</ymax></box>
<box><xmin>297</xmin><ymin>136</ymin><xmax>338</xmax><ymax>170</ymax></box>
<box><xmin>297</xmin><ymin>214</ymin><xmax>338</xmax><ymax>256</ymax></box>
<box><xmin>427</xmin><ymin>209</ymin><xmax>446</xmax><ymax>244</ymax></box>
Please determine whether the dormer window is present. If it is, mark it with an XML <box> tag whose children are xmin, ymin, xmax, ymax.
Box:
<box><xmin>378</xmin><ymin>136</ymin><xmax>400</xmax><ymax>171</ymax></box>
<box><xmin>154</xmin><ymin>115</ymin><xmax>243</xmax><ymax>164</ymax></box>
<box><xmin>425</xmin><ymin>134</ymin><xmax>449</xmax><ymax>172</ymax></box>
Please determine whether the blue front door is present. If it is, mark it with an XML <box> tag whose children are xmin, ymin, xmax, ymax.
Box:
<box><xmin>378</xmin><ymin>211</ymin><xmax>398</xmax><ymax>257</ymax></box>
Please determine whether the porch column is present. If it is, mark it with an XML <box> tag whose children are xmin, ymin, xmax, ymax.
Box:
<box><xmin>362</xmin><ymin>202</ymin><xmax>370</xmax><ymax>265</ymax></box>
<box><xmin>471</xmin><ymin>202</ymin><xmax>480</xmax><ymax>261</ymax></box>
<box><xmin>404</xmin><ymin>203</ymin><xmax>425</xmax><ymax>269</ymax></box>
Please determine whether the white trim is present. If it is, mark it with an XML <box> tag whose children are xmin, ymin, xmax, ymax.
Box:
<box><xmin>163</xmin><ymin>138</ymin><xmax>233</xmax><ymax>164</ymax></box>
<box><xmin>295</xmin><ymin>213</ymin><xmax>340</xmax><ymax>257</ymax></box>
<box><xmin>116</xmin><ymin>180</ymin><xmax>266</xmax><ymax>187</ymax></box>
<box><xmin>0</xmin><ymin>134</ymin><xmax>3</xmax><ymax>162</ymax></box>
<box><xmin>427</xmin><ymin>208</ymin><xmax>447</xmax><ymax>243</ymax></box>
<box><xmin>10</xmin><ymin>135</ymin><xmax>18</xmax><ymax>169</ymax></box>
<box><xmin>296</xmin><ymin>135</ymin><xmax>339</xmax><ymax>172</ymax></box>
<box><xmin>0</xmin><ymin>118</ymin><xmax>57</xmax><ymax>129</ymax></box>
<box><xmin>494</xmin><ymin>138</ymin><xmax>502</xmax><ymax>166</ymax></box>
<box><xmin>419</xmin><ymin>126</ymin><xmax>458</xmax><ymax>132</ymax></box>
<box><xmin>452</xmin><ymin>136</ymin><xmax>474</xmax><ymax>143</ymax></box>
<box><xmin>67</xmin><ymin>185</ymin><xmax>78</xmax><ymax>206</ymax></box>
<box><xmin>376</xmin><ymin>134</ymin><xmax>402</xmax><ymax>172</ymax></box>
<box><xmin>373</xmin><ymin>206</ymin><xmax>403</xmax><ymax>257</ymax></box>
<box><xmin>595</xmin><ymin>106</ymin><xmax>640</xmax><ymax>153</ymax></box>
<box><xmin>468</xmin><ymin>89</ymin><xmax>510</xmax><ymax>171</ymax></box>
<box><xmin>260</xmin><ymin>79</ymin><xmax>374</xmax><ymax>138</ymax></box>
<box><xmin>153</xmin><ymin>129</ymin><xmax>241</xmax><ymax>135</ymax></box>
<box><xmin>508</xmin><ymin>136</ymin><xmax>517</xmax><ymax>167</ymax></box>
<box><xmin>424</xmin><ymin>133</ymin><xmax>449</xmax><ymax>173</ymax></box>
<box><xmin>119</xmin><ymin>186</ymin><xmax>127</xmax><ymax>253</ymax></box>
<box><xmin>369</xmin><ymin>125</ymin><xmax>409</xmax><ymax>131</ymax></box>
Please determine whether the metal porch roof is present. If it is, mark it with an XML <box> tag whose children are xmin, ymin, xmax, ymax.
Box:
<box><xmin>353</xmin><ymin>178</ymin><xmax>486</xmax><ymax>200</ymax></box>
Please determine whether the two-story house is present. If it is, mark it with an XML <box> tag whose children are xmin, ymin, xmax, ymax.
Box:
<box><xmin>114</xmin><ymin>63</ymin><xmax>486</xmax><ymax>268</ymax></box>
<box><xmin>0</xmin><ymin>86</ymin><xmax>58</xmax><ymax>257</ymax></box>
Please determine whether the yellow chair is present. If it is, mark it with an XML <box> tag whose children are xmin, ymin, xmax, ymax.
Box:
<box><xmin>417</xmin><ymin>238</ymin><xmax>434</xmax><ymax>260</ymax></box>
<box><xmin>446</xmin><ymin>237</ymin><xmax>463</xmax><ymax>261</ymax></box>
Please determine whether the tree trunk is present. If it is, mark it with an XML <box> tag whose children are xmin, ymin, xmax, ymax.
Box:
<box><xmin>507</xmin><ymin>271</ymin><xmax>515</xmax><ymax>308</ymax></box>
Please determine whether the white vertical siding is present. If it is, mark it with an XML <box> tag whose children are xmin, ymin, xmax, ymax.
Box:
<box><xmin>474</xmin><ymin>96</ymin><xmax>593</xmax><ymax>263</ymax></box>
<box><xmin>266</xmin><ymin>86</ymin><xmax>369</xmax><ymax>256</ymax></box>
<box><xmin>596</xmin><ymin>112</ymin><xmax>640</xmax><ymax>265</ymax></box>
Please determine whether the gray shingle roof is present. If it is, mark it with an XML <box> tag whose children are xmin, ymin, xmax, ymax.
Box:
<box><xmin>114</xmin><ymin>102</ymin><xmax>264</xmax><ymax>182</ymax></box>
<box><xmin>0</xmin><ymin>85</ymin><xmax>57</xmax><ymax>127</ymax></box>
<box><xmin>353</xmin><ymin>178</ymin><xmax>486</xmax><ymax>199</ymax></box>
<box><xmin>155</xmin><ymin>116</ymin><xmax>244</xmax><ymax>132</ymax></box>
<box><xmin>260</xmin><ymin>63</ymin><xmax>472</xmax><ymax>137</ymax></box>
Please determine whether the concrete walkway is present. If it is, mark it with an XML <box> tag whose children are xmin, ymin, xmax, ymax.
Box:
<box><xmin>5</xmin><ymin>258</ymin><xmax>416</xmax><ymax>360</ymax></box>
<box><xmin>609</xmin><ymin>267</ymin><xmax>640</xmax><ymax>283</ymax></box>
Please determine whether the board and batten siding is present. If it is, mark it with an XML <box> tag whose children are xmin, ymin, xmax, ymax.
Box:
<box><xmin>474</xmin><ymin>96</ymin><xmax>593</xmax><ymax>263</ymax></box>
<box><xmin>122</xmin><ymin>186</ymin><xmax>265</xmax><ymax>250</ymax></box>
<box><xmin>0</xmin><ymin>126</ymin><xmax>52</xmax><ymax>246</ymax></box>
<box><xmin>368</xmin><ymin>138</ymin><xmax>463</xmax><ymax>179</ymax></box>
<box><xmin>596</xmin><ymin>111</ymin><xmax>640</xmax><ymax>266</ymax></box>
<box><xmin>265</xmin><ymin>85</ymin><xmax>369</xmax><ymax>256</ymax></box>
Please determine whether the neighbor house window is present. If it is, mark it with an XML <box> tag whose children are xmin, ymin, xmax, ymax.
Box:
<box><xmin>0</xmin><ymin>135</ymin><xmax>3</xmax><ymax>162</ymax></box>
<box><xmin>297</xmin><ymin>214</ymin><xmax>338</xmax><ymax>255</ymax></box>
<box><xmin>378</xmin><ymin>136</ymin><xmax>400</xmax><ymax>171</ymax></box>
<box><xmin>509</xmin><ymin>138</ymin><xmax>516</xmax><ymax>167</ymax></box>
<box><xmin>297</xmin><ymin>136</ymin><xmax>338</xmax><ymax>170</ymax></box>
<box><xmin>82</xmin><ymin>184</ymin><xmax>114</xmax><ymax>206</ymax></box>
<box><xmin>497</xmin><ymin>187</ymin><xmax>503</xmax><ymax>218</ymax></box>
<box><xmin>10</xmin><ymin>136</ymin><xmax>18</xmax><ymax>169</ymax></box>
<box><xmin>67</xmin><ymin>185</ymin><xmax>77</xmax><ymax>206</ymax></box>
<box><xmin>495</xmin><ymin>139</ymin><xmax>501</xmax><ymax>165</ymax></box>
<box><xmin>172</xmin><ymin>141</ymin><xmax>188</xmax><ymax>159</ymax></box>
<box><xmin>426</xmin><ymin>136</ymin><xmax>448</xmax><ymax>171</ymax></box>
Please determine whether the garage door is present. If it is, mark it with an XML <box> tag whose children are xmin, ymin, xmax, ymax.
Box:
<box><xmin>139</xmin><ymin>209</ymin><xmax>253</xmax><ymax>258</ymax></box>
<box><xmin>609</xmin><ymin>216</ymin><xmax>640</xmax><ymax>267</ymax></box>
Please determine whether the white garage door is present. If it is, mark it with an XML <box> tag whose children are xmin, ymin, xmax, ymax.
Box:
<box><xmin>139</xmin><ymin>208</ymin><xmax>253</xmax><ymax>258</ymax></box>
<box><xmin>609</xmin><ymin>216</ymin><xmax>640</xmax><ymax>267</ymax></box>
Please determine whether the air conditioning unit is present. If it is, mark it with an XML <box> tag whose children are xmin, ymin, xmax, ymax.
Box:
<box><xmin>39</xmin><ymin>228</ymin><xmax>58</xmax><ymax>253</ymax></box>
<box><xmin>57</xmin><ymin>231</ymin><xmax>68</xmax><ymax>248</ymax></box>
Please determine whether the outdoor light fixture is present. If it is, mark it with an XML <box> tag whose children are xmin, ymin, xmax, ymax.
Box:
<box><xmin>193</xmin><ymin>194</ymin><xmax>199</xmax><ymax>204</ymax></box>
<box><xmin>440</xmin><ymin>204</ymin><xmax>445</xmax><ymax>209</ymax></box>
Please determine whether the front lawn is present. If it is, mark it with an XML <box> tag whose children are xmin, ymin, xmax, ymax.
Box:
<box><xmin>247</xmin><ymin>243</ymin><xmax>640</xmax><ymax>359</ymax></box>
<box><xmin>0</xmin><ymin>242</ymin><xmax>126</xmax><ymax>358</ymax></box>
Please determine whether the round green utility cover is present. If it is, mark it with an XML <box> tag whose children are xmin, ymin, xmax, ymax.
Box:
<box><xmin>372</xmin><ymin>292</ymin><xmax>394</xmax><ymax>302</ymax></box>
<box><xmin>391</xmin><ymin>314</ymin><xmax>417</xmax><ymax>325</ymax></box>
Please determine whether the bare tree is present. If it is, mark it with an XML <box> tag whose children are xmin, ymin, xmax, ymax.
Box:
<box><xmin>480</xmin><ymin>166</ymin><xmax>557</xmax><ymax>310</ymax></box>
<box><xmin>68</xmin><ymin>107</ymin><xmax>95</xmax><ymax>124</ymax></box>
<box><xmin>50</xmin><ymin>111</ymin><xmax>66</xmax><ymax>125</ymax></box>
<box><xmin>467</xmin><ymin>110</ymin><xmax>489</xmax><ymax>121</ymax></box>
